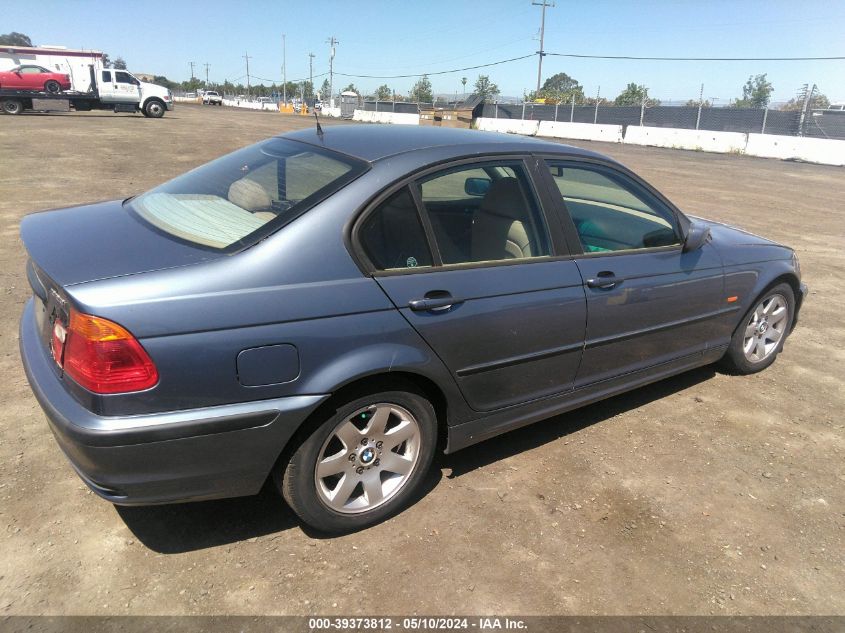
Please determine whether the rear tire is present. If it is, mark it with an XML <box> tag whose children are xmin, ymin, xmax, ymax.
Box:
<box><xmin>1</xmin><ymin>99</ymin><xmax>23</xmax><ymax>115</ymax></box>
<box><xmin>721</xmin><ymin>282</ymin><xmax>794</xmax><ymax>375</ymax></box>
<box><xmin>278</xmin><ymin>389</ymin><xmax>437</xmax><ymax>533</ymax></box>
<box><xmin>44</xmin><ymin>80</ymin><xmax>61</xmax><ymax>94</ymax></box>
<box><xmin>143</xmin><ymin>99</ymin><xmax>165</xmax><ymax>118</ymax></box>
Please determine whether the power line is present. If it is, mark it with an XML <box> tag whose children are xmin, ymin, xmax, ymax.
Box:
<box><xmin>546</xmin><ymin>53</ymin><xmax>845</xmax><ymax>61</ymax></box>
<box><xmin>333</xmin><ymin>54</ymin><xmax>535</xmax><ymax>79</ymax></box>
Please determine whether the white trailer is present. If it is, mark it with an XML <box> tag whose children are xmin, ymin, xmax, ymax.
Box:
<box><xmin>0</xmin><ymin>45</ymin><xmax>105</xmax><ymax>93</ymax></box>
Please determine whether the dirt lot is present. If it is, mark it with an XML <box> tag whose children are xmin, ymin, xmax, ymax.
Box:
<box><xmin>0</xmin><ymin>105</ymin><xmax>842</xmax><ymax>616</ymax></box>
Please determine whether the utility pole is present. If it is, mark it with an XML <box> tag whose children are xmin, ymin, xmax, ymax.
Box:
<box><xmin>189</xmin><ymin>61</ymin><xmax>196</xmax><ymax>83</ymax></box>
<box><xmin>695</xmin><ymin>83</ymin><xmax>704</xmax><ymax>130</ymax></box>
<box><xmin>204</xmin><ymin>62</ymin><xmax>210</xmax><ymax>88</ymax></box>
<box><xmin>243</xmin><ymin>52</ymin><xmax>252</xmax><ymax>96</ymax></box>
<box><xmin>798</xmin><ymin>83</ymin><xmax>817</xmax><ymax>137</ymax></box>
<box><xmin>308</xmin><ymin>52</ymin><xmax>315</xmax><ymax>98</ymax></box>
<box><xmin>327</xmin><ymin>36</ymin><xmax>338</xmax><ymax>105</ymax></box>
<box><xmin>532</xmin><ymin>1</ymin><xmax>553</xmax><ymax>94</ymax></box>
<box><xmin>282</xmin><ymin>34</ymin><xmax>286</xmax><ymax>105</ymax></box>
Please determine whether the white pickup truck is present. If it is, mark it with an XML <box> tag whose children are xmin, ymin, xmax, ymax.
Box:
<box><xmin>202</xmin><ymin>91</ymin><xmax>222</xmax><ymax>106</ymax></box>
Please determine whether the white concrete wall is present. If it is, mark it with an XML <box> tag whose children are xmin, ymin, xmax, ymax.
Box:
<box><xmin>221</xmin><ymin>99</ymin><xmax>277</xmax><ymax>111</ymax></box>
<box><xmin>352</xmin><ymin>110</ymin><xmax>420</xmax><ymax>125</ymax></box>
<box><xmin>319</xmin><ymin>106</ymin><xmax>342</xmax><ymax>118</ymax></box>
<box><xmin>745</xmin><ymin>134</ymin><xmax>845</xmax><ymax>166</ymax></box>
<box><xmin>625</xmin><ymin>126</ymin><xmax>747</xmax><ymax>153</ymax></box>
<box><xmin>537</xmin><ymin>121</ymin><xmax>623</xmax><ymax>143</ymax></box>
<box><xmin>474</xmin><ymin>117</ymin><xmax>539</xmax><ymax>136</ymax></box>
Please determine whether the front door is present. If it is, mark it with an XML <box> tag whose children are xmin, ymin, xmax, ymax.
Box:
<box><xmin>356</xmin><ymin>159</ymin><xmax>587</xmax><ymax>412</ymax></box>
<box><xmin>541</xmin><ymin>160</ymin><xmax>726</xmax><ymax>387</ymax></box>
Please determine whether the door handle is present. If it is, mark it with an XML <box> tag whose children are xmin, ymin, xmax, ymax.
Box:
<box><xmin>409</xmin><ymin>292</ymin><xmax>460</xmax><ymax>312</ymax></box>
<box><xmin>586</xmin><ymin>272</ymin><xmax>622</xmax><ymax>289</ymax></box>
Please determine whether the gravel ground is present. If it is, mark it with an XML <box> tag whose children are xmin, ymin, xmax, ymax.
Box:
<box><xmin>0</xmin><ymin>104</ymin><xmax>842</xmax><ymax>616</ymax></box>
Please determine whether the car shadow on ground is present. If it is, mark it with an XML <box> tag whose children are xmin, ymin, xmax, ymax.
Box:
<box><xmin>439</xmin><ymin>365</ymin><xmax>717</xmax><ymax>479</ymax></box>
<box><xmin>117</xmin><ymin>366</ymin><xmax>716</xmax><ymax>553</ymax></box>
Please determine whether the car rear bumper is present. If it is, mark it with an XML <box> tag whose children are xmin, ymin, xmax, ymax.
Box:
<box><xmin>20</xmin><ymin>298</ymin><xmax>327</xmax><ymax>505</ymax></box>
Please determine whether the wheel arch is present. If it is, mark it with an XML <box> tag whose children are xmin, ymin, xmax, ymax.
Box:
<box><xmin>732</xmin><ymin>267</ymin><xmax>801</xmax><ymax>338</ymax></box>
<box><xmin>269</xmin><ymin>369</ymin><xmax>454</xmax><ymax>489</ymax></box>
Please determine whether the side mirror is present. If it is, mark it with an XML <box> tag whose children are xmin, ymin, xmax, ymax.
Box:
<box><xmin>683</xmin><ymin>221</ymin><xmax>711</xmax><ymax>252</ymax></box>
<box><xmin>464</xmin><ymin>177</ymin><xmax>491</xmax><ymax>197</ymax></box>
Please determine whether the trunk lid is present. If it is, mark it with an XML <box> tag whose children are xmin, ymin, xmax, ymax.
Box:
<box><xmin>20</xmin><ymin>199</ymin><xmax>222</xmax><ymax>287</ymax></box>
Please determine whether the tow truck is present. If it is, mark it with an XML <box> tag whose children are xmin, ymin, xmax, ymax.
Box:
<box><xmin>0</xmin><ymin>65</ymin><xmax>173</xmax><ymax>117</ymax></box>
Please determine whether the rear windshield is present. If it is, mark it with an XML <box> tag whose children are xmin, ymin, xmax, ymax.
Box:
<box><xmin>129</xmin><ymin>138</ymin><xmax>367</xmax><ymax>250</ymax></box>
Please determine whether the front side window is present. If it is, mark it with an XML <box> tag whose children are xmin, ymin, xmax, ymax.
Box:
<box><xmin>20</xmin><ymin>66</ymin><xmax>45</xmax><ymax>74</ymax></box>
<box><xmin>115</xmin><ymin>71</ymin><xmax>134</xmax><ymax>84</ymax></box>
<box><xmin>417</xmin><ymin>162</ymin><xmax>551</xmax><ymax>265</ymax></box>
<box><xmin>546</xmin><ymin>162</ymin><xmax>680</xmax><ymax>253</ymax></box>
<box><xmin>129</xmin><ymin>138</ymin><xmax>367</xmax><ymax>250</ymax></box>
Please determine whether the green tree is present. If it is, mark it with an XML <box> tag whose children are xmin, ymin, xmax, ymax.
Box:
<box><xmin>152</xmin><ymin>75</ymin><xmax>179</xmax><ymax>91</ymax></box>
<box><xmin>614</xmin><ymin>83</ymin><xmax>659</xmax><ymax>106</ymax></box>
<box><xmin>473</xmin><ymin>74</ymin><xmax>500</xmax><ymax>100</ymax></box>
<box><xmin>319</xmin><ymin>78</ymin><xmax>331</xmax><ymax>99</ymax></box>
<box><xmin>530</xmin><ymin>72</ymin><xmax>585</xmax><ymax>104</ymax></box>
<box><xmin>112</xmin><ymin>57</ymin><xmax>127</xmax><ymax>70</ymax></box>
<box><xmin>685</xmin><ymin>98</ymin><xmax>712</xmax><ymax>108</ymax></box>
<box><xmin>734</xmin><ymin>74</ymin><xmax>773</xmax><ymax>108</ymax></box>
<box><xmin>341</xmin><ymin>82</ymin><xmax>358</xmax><ymax>94</ymax></box>
<box><xmin>375</xmin><ymin>84</ymin><xmax>392</xmax><ymax>100</ymax></box>
<box><xmin>410</xmin><ymin>75</ymin><xmax>433</xmax><ymax>103</ymax></box>
<box><xmin>0</xmin><ymin>32</ymin><xmax>32</xmax><ymax>46</ymax></box>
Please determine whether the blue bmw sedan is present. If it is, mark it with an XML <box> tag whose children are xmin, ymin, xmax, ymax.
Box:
<box><xmin>20</xmin><ymin>125</ymin><xmax>806</xmax><ymax>533</ymax></box>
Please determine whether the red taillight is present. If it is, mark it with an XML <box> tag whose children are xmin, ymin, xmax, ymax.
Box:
<box><xmin>60</xmin><ymin>310</ymin><xmax>158</xmax><ymax>394</ymax></box>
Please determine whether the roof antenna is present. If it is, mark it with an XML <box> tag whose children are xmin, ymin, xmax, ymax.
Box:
<box><xmin>314</xmin><ymin>108</ymin><xmax>324</xmax><ymax>139</ymax></box>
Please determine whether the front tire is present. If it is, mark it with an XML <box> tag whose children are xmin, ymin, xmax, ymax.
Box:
<box><xmin>143</xmin><ymin>99</ymin><xmax>165</xmax><ymax>118</ymax></box>
<box><xmin>722</xmin><ymin>282</ymin><xmax>794</xmax><ymax>374</ymax></box>
<box><xmin>279</xmin><ymin>389</ymin><xmax>437</xmax><ymax>533</ymax></box>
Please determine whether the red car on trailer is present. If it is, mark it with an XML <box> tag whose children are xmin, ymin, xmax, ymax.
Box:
<box><xmin>0</xmin><ymin>64</ymin><xmax>71</xmax><ymax>94</ymax></box>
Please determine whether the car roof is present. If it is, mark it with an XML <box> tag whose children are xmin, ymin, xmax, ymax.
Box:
<box><xmin>283</xmin><ymin>124</ymin><xmax>612</xmax><ymax>164</ymax></box>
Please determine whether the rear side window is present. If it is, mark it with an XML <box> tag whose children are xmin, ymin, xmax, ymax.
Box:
<box><xmin>129</xmin><ymin>138</ymin><xmax>367</xmax><ymax>251</ymax></box>
<box><xmin>101</xmin><ymin>70</ymin><xmax>111</xmax><ymax>82</ymax></box>
<box><xmin>359</xmin><ymin>188</ymin><xmax>433</xmax><ymax>271</ymax></box>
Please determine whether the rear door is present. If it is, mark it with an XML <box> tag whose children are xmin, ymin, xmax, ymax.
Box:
<box><xmin>98</xmin><ymin>69</ymin><xmax>140</xmax><ymax>104</ymax></box>
<box><xmin>356</xmin><ymin>157</ymin><xmax>587</xmax><ymax>412</ymax></box>
<box><xmin>540</xmin><ymin>159</ymin><xmax>726</xmax><ymax>387</ymax></box>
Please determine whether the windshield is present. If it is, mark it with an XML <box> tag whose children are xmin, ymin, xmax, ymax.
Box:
<box><xmin>129</xmin><ymin>138</ymin><xmax>368</xmax><ymax>251</ymax></box>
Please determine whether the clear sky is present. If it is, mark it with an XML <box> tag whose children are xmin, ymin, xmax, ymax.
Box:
<box><xmin>5</xmin><ymin>0</ymin><xmax>845</xmax><ymax>103</ymax></box>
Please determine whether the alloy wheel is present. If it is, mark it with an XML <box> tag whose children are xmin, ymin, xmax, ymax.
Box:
<box><xmin>314</xmin><ymin>403</ymin><xmax>421</xmax><ymax>514</ymax></box>
<box><xmin>742</xmin><ymin>293</ymin><xmax>788</xmax><ymax>363</ymax></box>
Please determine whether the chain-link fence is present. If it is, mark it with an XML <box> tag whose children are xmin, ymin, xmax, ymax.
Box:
<box><xmin>480</xmin><ymin>102</ymin><xmax>845</xmax><ymax>139</ymax></box>
<box><xmin>361</xmin><ymin>100</ymin><xmax>431</xmax><ymax>114</ymax></box>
